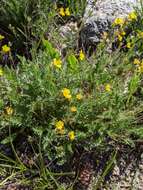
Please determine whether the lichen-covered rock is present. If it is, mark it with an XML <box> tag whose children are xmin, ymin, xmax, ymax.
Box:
<box><xmin>80</xmin><ymin>0</ymin><xmax>139</xmax><ymax>49</ymax></box>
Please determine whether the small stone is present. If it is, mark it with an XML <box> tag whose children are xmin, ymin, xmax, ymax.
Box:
<box><xmin>130</xmin><ymin>172</ymin><xmax>135</xmax><ymax>177</ymax></box>
<box><xmin>139</xmin><ymin>164</ymin><xmax>143</xmax><ymax>171</ymax></box>
<box><xmin>140</xmin><ymin>153</ymin><xmax>143</xmax><ymax>159</ymax></box>
<box><xmin>112</xmin><ymin>165</ymin><xmax>120</xmax><ymax>176</ymax></box>
<box><xmin>139</xmin><ymin>174</ymin><xmax>143</xmax><ymax>181</ymax></box>
<box><xmin>120</xmin><ymin>181</ymin><xmax>130</xmax><ymax>188</ymax></box>
<box><xmin>138</xmin><ymin>186</ymin><xmax>143</xmax><ymax>190</ymax></box>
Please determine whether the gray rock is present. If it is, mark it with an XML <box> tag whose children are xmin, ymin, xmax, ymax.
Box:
<box><xmin>80</xmin><ymin>0</ymin><xmax>140</xmax><ymax>48</ymax></box>
<box><xmin>59</xmin><ymin>22</ymin><xmax>78</xmax><ymax>39</ymax></box>
<box><xmin>139</xmin><ymin>164</ymin><xmax>143</xmax><ymax>171</ymax></box>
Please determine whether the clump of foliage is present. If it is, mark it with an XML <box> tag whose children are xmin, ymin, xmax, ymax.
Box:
<box><xmin>57</xmin><ymin>0</ymin><xmax>87</xmax><ymax>18</ymax></box>
<box><xmin>1</xmin><ymin>0</ymin><xmax>143</xmax><ymax>189</ymax></box>
<box><xmin>0</xmin><ymin>37</ymin><xmax>143</xmax><ymax>165</ymax></box>
<box><xmin>0</xmin><ymin>0</ymin><xmax>55</xmax><ymax>64</ymax></box>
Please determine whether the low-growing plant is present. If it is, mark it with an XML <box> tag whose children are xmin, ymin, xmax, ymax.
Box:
<box><xmin>1</xmin><ymin>1</ymin><xmax>143</xmax><ymax>189</ymax></box>
<box><xmin>0</xmin><ymin>37</ymin><xmax>142</xmax><ymax>167</ymax></box>
<box><xmin>57</xmin><ymin>0</ymin><xmax>87</xmax><ymax>18</ymax></box>
<box><xmin>0</xmin><ymin>0</ymin><xmax>55</xmax><ymax>64</ymax></box>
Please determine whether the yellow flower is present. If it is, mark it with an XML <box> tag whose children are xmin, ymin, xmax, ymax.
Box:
<box><xmin>115</xmin><ymin>30</ymin><xmax>125</xmax><ymax>41</ymax></box>
<box><xmin>0</xmin><ymin>35</ymin><xmax>4</xmax><ymax>41</ymax></box>
<box><xmin>65</xmin><ymin>7</ymin><xmax>70</xmax><ymax>16</ymax></box>
<box><xmin>128</xmin><ymin>12</ymin><xmax>137</xmax><ymax>21</ymax></box>
<box><xmin>5</xmin><ymin>107</ymin><xmax>13</xmax><ymax>115</ymax></box>
<box><xmin>70</xmin><ymin>106</ymin><xmax>77</xmax><ymax>112</ymax></box>
<box><xmin>2</xmin><ymin>44</ymin><xmax>10</xmax><ymax>53</ymax></box>
<box><xmin>52</xmin><ymin>58</ymin><xmax>62</xmax><ymax>68</ymax></box>
<box><xmin>113</xmin><ymin>18</ymin><xmax>125</xmax><ymax>26</ymax></box>
<box><xmin>55</xmin><ymin>120</ymin><xmax>64</xmax><ymax>130</ymax></box>
<box><xmin>138</xmin><ymin>31</ymin><xmax>143</xmax><ymax>38</ymax></box>
<box><xmin>126</xmin><ymin>42</ymin><xmax>131</xmax><ymax>49</ymax></box>
<box><xmin>55</xmin><ymin>120</ymin><xmax>65</xmax><ymax>134</ymax></box>
<box><xmin>121</xmin><ymin>31</ymin><xmax>126</xmax><ymax>36</ymax></box>
<box><xmin>105</xmin><ymin>84</ymin><xmax>111</xmax><ymax>92</ymax></box>
<box><xmin>138</xmin><ymin>63</ymin><xmax>143</xmax><ymax>73</ymax></box>
<box><xmin>76</xmin><ymin>93</ymin><xmax>83</xmax><ymax>100</ymax></box>
<box><xmin>117</xmin><ymin>34</ymin><xmax>123</xmax><ymax>42</ymax></box>
<box><xmin>62</xmin><ymin>88</ymin><xmax>72</xmax><ymax>100</ymax></box>
<box><xmin>59</xmin><ymin>7</ymin><xmax>65</xmax><ymax>17</ymax></box>
<box><xmin>68</xmin><ymin>131</ymin><xmax>75</xmax><ymax>141</ymax></box>
<box><xmin>0</xmin><ymin>68</ymin><xmax>3</xmax><ymax>76</ymax></box>
<box><xmin>133</xmin><ymin>58</ymin><xmax>140</xmax><ymax>65</ymax></box>
<box><xmin>79</xmin><ymin>50</ymin><xmax>85</xmax><ymax>61</ymax></box>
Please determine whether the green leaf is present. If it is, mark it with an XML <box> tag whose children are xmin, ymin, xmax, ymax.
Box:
<box><xmin>33</xmin><ymin>127</ymin><xmax>43</xmax><ymax>137</ymax></box>
<box><xmin>67</xmin><ymin>53</ymin><xmax>78</xmax><ymax>70</ymax></box>
<box><xmin>1</xmin><ymin>134</ymin><xmax>17</xmax><ymax>144</ymax></box>
<box><xmin>42</xmin><ymin>39</ymin><xmax>59</xmax><ymax>58</ymax></box>
<box><xmin>128</xmin><ymin>73</ymin><xmax>140</xmax><ymax>94</ymax></box>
